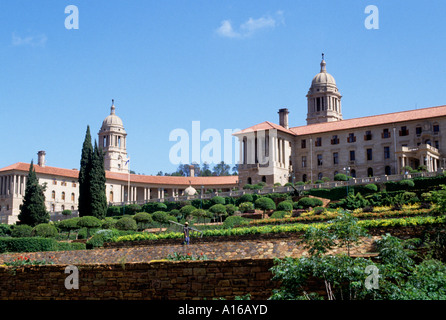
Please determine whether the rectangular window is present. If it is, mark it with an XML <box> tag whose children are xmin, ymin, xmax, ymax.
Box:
<box><xmin>316</xmin><ymin>98</ymin><xmax>321</xmax><ymax>111</ymax></box>
<box><xmin>331</xmin><ymin>135</ymin><xmax>339</xmax><ymax>145</ymax></box>
<box><xmin>416</xmin><ymin>127</ymin><xmax>422</xmax><ymax>136</ymax></box>
<box><xmin>399</xmin><ymin>126</ymin><xmax>409</xmax><ymax>136</ymax></box>
<box><xmin>366</xmin><ymin>148</ymin><xmax>373</xmax><ymax>161</ymax></box>
<box><xmin>317</xmin><ymin>154</ymin><xmax>323</xmax><ymax>166</ymax></box>
<box><xmin>333</xmin><ymin>152</ymin><xmax>339</xmax><ymax>165</ymax></box>
<box><xmin>382</xmin><ymin>128</ymin><xmax>391</xmax><ymax>139</ymax></box>
<box><xmin>384</xmin><ymin>146</ymin><xmax>390</xmax><ymax>159</ymax></box>
<box><xmin>433</xmin><ymin>124</ymin><xmax>440</xmax><ymax>133</ymax></box>
<box><xmin>315</xmin><ymin>137</ymin><xmax>322</xmax><ymax>147</ymax></box>
<box><xmin>364</xmin><ymin>131</ymin><xmax>372</xmax><ymax>141</ymax></box>
<box><xmin>301</xmin><ymin>139</ymin><xmax>306</xmax><ymax>149</ymax></box>
<box><xmin>347</xmin><ymin>133</ymin><xmax>356</xmax><ymax>143</ymax></box>
<box><xmin>435</xmin><ymin>141</ymin><xmax>440</xmax><ymax>149</ymax></box>
<box><xmin>350</xmin><ymin>150</ymin><xmax>356</xmax><ymax>161</ymax></box>
<box><xmin>302</xmin><ymin>156</ymin><xmax>307</xmax><ymax>168</ymax></box>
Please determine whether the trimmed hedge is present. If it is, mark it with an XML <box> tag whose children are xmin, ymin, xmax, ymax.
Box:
<box><xmin>0</xmin><ymin>237</ymin><xmax>57</xmax><ymax>253</ymax></box>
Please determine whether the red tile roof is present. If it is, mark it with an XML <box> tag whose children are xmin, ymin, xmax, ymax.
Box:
<box><xmin>0</xmin><ymin>163</ymin><xmax>239</xmax><ymax>187</ymax></box>
<box><xmin>233</xmin><ymin>121</ymin><xmax>296</xmax><ymax>136</ymax></box>
<box><xmin>290</xmin><ymin>105</ymin><xmax>446</xmax><ymax>136</ymax></box>
<box><xmin>235</xmin><ymin>105</ymin><xmax>446</xmax><ymax>136</ymax></box>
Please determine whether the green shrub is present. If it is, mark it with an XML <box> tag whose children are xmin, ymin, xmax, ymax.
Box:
<box><xmin>142</xmin><ymin>202</ymin><xmax>168</xmax><ymax>213</ymax></box>
<box><xmin>55</xmin><ymin>241</ymin><xmax>86</xmax><ymax>251</ymax></box>
<box><xmin>0</xmin><ymin>237</ymin><xmax>57</xmax><ymax>253</ymax></box>
<box><xmin>152</xmin><ymin>211</ymin><xmax>177</xmax><ymax>225</ymax></box>
<box><xmin>180</xmin><ymin>205</ymin><xmax>197</xmax><ymax>219</ymax></box>
<box><xmin>270</xmin><ymin>211</ymin><xmax>287</xmax><ymax>219</ymax></box>
<box><xmin>334</xmin><ymin>173</ymin><xmax>348</xmax><ymax>181</ymax></box>
<box><xmin>211</xmin><ymin>196</ymin><xmax>225</xmax><ymax>205</ymax></box>
<box><xmin>237</xmin><ymin>194</ymin><xmax>254</xmax><ymax>204</ymax></box>
<box><xmin>239</xmin><ymin>202</ymin><xmax>254</xmax><ymax>213</ymax></box>
<box><xmin>222</xmin><ymin>216</ymin><xmax>248</xmax><ymax>229</ymax></box>
<box><xmin>400</xmin><ymin>179</ymin><xmax>415</xmax><ymax>188</ymax></box>
<box><xmin>86</xmin><ymin>229</ymin><xmax>120</xmax><ymax>249</ymax></box>
<box><xmin>61</xmin><ymin>209</ymin><xmax>72</xmax><ymax>216</ymax></box>
<box><xmin>277</xmin><ymin>201</ymin><xmax>293</xmax><ymax>212</ymax></box>
<box><xmin>254</xmin><ymin>197</ymin><xmax>276</xmax><ymax>212</ymax></box>
<box><xmin>77</xmin><ymin>216</ymin><xmax>102</xmax><ymax>238</ymax></box>
<box><xmin>297</xmin><ymin>197</ymin><xmax>323</xmax><ymax>209</ymax></box>
<box><xmin>101</xmin><ymin>217</ymin><xmax>117</xmax><ymax>229</ymax></box>
<box><xmin>0</xmin><ymin>224</ymin><xmax>11</xmax><ymax>237</ymax></box>
<box><xmin>133</xmin><ymin>212</ymin><xmax>153</xmax><ymax>230</ymax></box>
<box><xmin>31</xmin><ymin>223</ymin><xmax>58</xmax><ymax>238</ymax></box>
<box><xmin>115</xmin><ymin>216</ymin><xmax>137</xmax><ymax>231</ymax></box>
<box><xmin>363</xmin><ymin>184</ymin><xmax>378</xmax><ymax>193</ymax></box>
<box><xmin>225</xmin><ymin>204</ymin><xmax>238</xmax><ymax>216</ymax></box>
<box><xmin>122</xmin><ymin>204</ymin><xmax>142</xmax><ymax>215</ymax></box>
<box><xmin>11</xmin><ymin>225</ymin><xmax>33</xmax><ymax>238</ymax></box>
<box><xmin>106</xmin><ymin>206</ymin><xmax>121</xmax><ymax>217</ymax></box>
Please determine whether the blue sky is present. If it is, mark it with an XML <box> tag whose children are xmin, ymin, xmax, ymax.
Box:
<box><xmin>0</xmin><ymin>0</ymin><xmax>445</xmax><ymax>175</ymax></box>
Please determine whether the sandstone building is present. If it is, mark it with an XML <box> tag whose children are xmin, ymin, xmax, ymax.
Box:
<box><xmin>234</xmin><ymin>55</ymin><xmax>445</xmax><ymax>186</ymax></box>
<box><xmin>0</xmin><ymin>101</ymin><xmax>238</xmax><ymax>224</ymax></box>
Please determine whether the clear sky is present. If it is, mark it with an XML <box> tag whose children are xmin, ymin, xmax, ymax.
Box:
<box><xmin>0</xmin><ymin>0</ymin><xmax>445</xmax><ymax>175</ymax></box>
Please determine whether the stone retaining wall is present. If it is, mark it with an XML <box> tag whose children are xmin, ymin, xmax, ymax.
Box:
<box><xmin>0</xmin><ymin>259</ymin><xmax>280</xmax><ymax>300</ymax></box>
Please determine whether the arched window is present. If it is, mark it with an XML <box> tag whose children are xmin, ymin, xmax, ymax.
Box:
<box><xmin>262</xmin><ymin>176</ymin><xmax>267</xmax><ymax>183</ymax></box>
<box><xmin>51</xmin><ymin>204</ymin><xmax>55</xmax><ymax>212</ymax></box>
<box><xmin>61</xmin><ymin>192</ymin><xmax>65</xmax><ymax>201</ymax></box>
<box><xmin>302</xmin><ymin>174</ymin><xmax>307</xmax><ymax>183</ymax></box>
<box><xmin>71</xmin><ymin>193</ymin><xmax>75</xmax><ymax>202</ymax></box>
<box><xmin>51</xmin><ymin>190</ymin><xmax>55</xmax><ymax>200</ymax></box>
<box><xmin>385</xmin><ymin>166</ymin><xmax>392</xmax><ymax>175</ymax></box>
<box><xmin>110</xmin><ymin>191</ymin><xmax>114</xmax><ymax>202</ymax></box>
<box><xmin>318</xmin><ymin>172</ymin><xmax>323</xmax><ymax>180</ymax></box>
<box><xmin>350</xmin><ymin>169</ymin><xmax>356</xmax><ymax>178</ymax></box>
<box><xmin>367</xmin><ymin>168</ymin><xmax>374</xmax><ymax>177</ymax></box>
<box><xmin>247</xmin><ymin>177</ymin><xmax>252</xmax><ymax>185</ymax></box>
<box><xmin>61</xmin><ymin>205</ymin><xmax>65</xmax><ymax>211</ymax></box>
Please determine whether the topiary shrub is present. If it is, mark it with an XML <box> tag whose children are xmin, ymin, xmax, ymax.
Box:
<box><xmin>222</xmin><ymin>216</ymin><xmax>248</xmax><ymax>229</ymax></box>
<box><xmin>399</xmin><ymin>179</ymin><xmax>415</xmax><ymax>189</ymax></box>
<box><xmin>364</xmin><ymin>184</ymin><xmax>378</xmax><ymax>193</ymax></box>
<box><xmin>211</xmin><ymin>196</ymin><xmax>225</xmax><ymax>205</ymax></box>
<box><xmin>133</xmin><ymin>212</ymin><xmax>153</xmax><ymax>231</ymax></box>
<box><xmin>209</xmin><ymin>204</ymin><xmax>227</xmax><ymax>222</ymax></box>
<box><xmin>106</xmin><ymin>206</ymin><xmax>121</xmax><ymax>217</ymax></box>
<box><xmin>297</xmin><ymin>197</ymin><xmax>323</xmax><ymax>209</ymax></box>
<box><xmin>180</xmin><ymin>205</ymin><xmax>197</xmax><ymax>220</ymax></box>
<box><xmin>254</xmin><ymin>197</ymin><xmax>276</xmax><ymax>214</ymax></box>
<box><xmin>237</xmin><ymin>194</ymin><xmax>254</xmax><ymax>205</ymax></box>
<box><xmin>239</xmin><ymin>202</ymin><xmax>254</xmax><ymax>213</ymax></box>
<box><xmin>270</xmin><ymin>211</ymin><xmax>287</xmax><ymax>219</ymax></box>
<box><xmin>225</xmin><ymin>204</ymin><xmax>238</xmax><ymax>216</ymax></box>
<box><xmin>101</xmin><ymin>217</ymin><xmax>117</xmax><ymax>230</ymax></box>
<box><xmin>11</xmin><ymin>224</ymin><xmax>33</xmax><ymax>238</ymax></box>
<box><xmin>277</xmin><ymin>201</ymin><xmax>293</xmax><ymax>212</ymax></box>
<box><xmin>62</xmin><ymin>209</ymin><xmax>72</xmax><ymax>216</ymax></box>
<box><xmin>77</xmin><ymin>216</ymin><xmax>102</xmax><ymax>238</ymax></box>
<box><xmin>115</xmin><ymin>216</ymin><xmax>137</xmax><ymax>231</ymax></box>
<box><xmin>334</xmin><ymin>173</ymin><xmax>349</xmax><ymax>181</ymax></box>
<box><xmin>31</xmin><ymin>223</ymin><xmax>58</xmax><ymax>238</ymax></box>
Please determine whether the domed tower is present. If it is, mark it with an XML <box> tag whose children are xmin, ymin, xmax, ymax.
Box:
<box><xmin>98</xmin><ymin>100</ymin><xmax>129</xmax><ymax>173</ymax></box>
<box><xmin>306</xmin><ymin>54</ymin><xmax>343</xmax><ymax>125</ymax></box>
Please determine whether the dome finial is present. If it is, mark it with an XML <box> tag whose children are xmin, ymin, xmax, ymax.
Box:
<box><xmin>111</xmin><ymin>99</ymin><xmax>115</xmax><ymax>115</ymax></box>
<box><xmin>320</xmin><ymin>53</ymin><xmax>326</xmax><ymax>73</ymax></box>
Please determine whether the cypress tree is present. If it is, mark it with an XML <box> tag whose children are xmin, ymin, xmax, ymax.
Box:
<box><xmin>78</xmin><ymin>126</ymin><xmax>93</xmax><ymax>217</ymax></box>
<box><xmin>18</xmin><ymin>160</ymin><xmax>49</xmax><ymax>226</ymax></box>
<box><xmin>89</xmin><ymin>140</ymin><xmax>107</xmax><ymax>219</ymax></box>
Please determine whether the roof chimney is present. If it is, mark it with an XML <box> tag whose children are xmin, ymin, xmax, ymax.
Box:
<box><xmin>189</xmin><ymin>165</ymin><xmax>195</xmax><ymax>177</ymax></box>
<box><xmin>278</xmin><ymin>108</ymin><xmax>290</xmax><ymax>129</ymax></box>
<box><xmin>37</xmin><ymin>151</ymin><xmax>46</xmax><ymax>167</ymax></box>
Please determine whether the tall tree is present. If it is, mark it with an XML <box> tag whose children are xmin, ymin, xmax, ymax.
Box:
<box><xmin>18</xmin><ymin>160</ymin><xmax>49</xmax><ymax>226</ymax></box>
<box><xmin>212</xmin><ymin>161</ymin><xmax>231</xmax><ymax>176</ymax></box>
<box><xmin>78</xmin><ymin>126</ymin><xmax>93</xmax><ymax>217</ymax></box>
<box><xmin>89</xmin><ymin>141</ymin><xmax>107</xmax><ymax>219</ymax></box>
